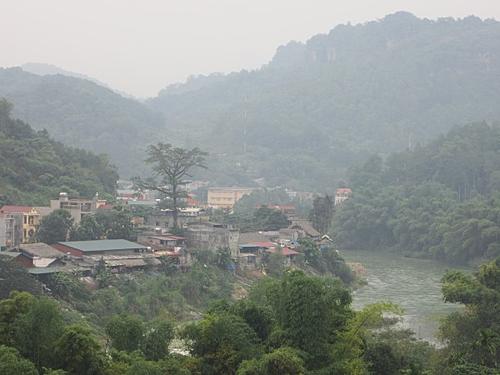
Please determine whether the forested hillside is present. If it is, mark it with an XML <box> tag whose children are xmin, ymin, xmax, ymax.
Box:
<box><xmin>2</xmin><ymin>13</ymin><xmax>500</xmax><ymax>188</ymax></box>
<box><xmin>149</xmin><ymin>12</ymin><xmax>500</xmax><ymax>189</ymax></box>
<box><xmin>333</xmin><ymin>123</ymin><xmax>500</xmax><ymax>264</ymax></box>
<box><xmin>0</xmin><ymin>99</ymin><xmax>117</xmax><ymax>205</ymax></box>
<box><xmin>0</xmin><ymin>68</ymin><xmax>163</xmax><ymax>176</ymax></box>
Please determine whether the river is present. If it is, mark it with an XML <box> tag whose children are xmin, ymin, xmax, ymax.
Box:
<box><xmin>341</xmin><ymin>249</ymin><xmax>470</xmax><ymax>344</ymax></box>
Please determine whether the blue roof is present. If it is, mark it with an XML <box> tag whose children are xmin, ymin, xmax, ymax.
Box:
<box><xmin>57</xmin><ymin>239</ymin><xmax>147</xmax><ymax>253</ymax></box>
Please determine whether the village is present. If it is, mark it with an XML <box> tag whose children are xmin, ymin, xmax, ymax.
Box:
<box><xmin>0</xmin><ymin>184</ymin><xmax>352</xmax><ymax>282</ymax></box>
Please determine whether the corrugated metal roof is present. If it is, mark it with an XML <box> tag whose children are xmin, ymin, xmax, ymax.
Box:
<box><xmin>20</xmin><ymin>243</ymin><xmax>63</xmax><ymax>258</ymax></box>
<box><xmin>28</xmin><ymin>267</ymin><xmax>64</xmax><ymax>275</ymax></box>
<box><xmin>57</xmin><ymin>239</ymin><xmax>147</xmax><ymax>253</ymax></box>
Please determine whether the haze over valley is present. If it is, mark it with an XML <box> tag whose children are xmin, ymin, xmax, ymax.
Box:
<box><xmin>0</xmin><ymin>4</ymin><xmax>499</xmax><ymax>375</ymax></box>
<box><xmin>2</xmin><ymin>12</ymin><xmax>500</xmax><ymax>190</ymax></box>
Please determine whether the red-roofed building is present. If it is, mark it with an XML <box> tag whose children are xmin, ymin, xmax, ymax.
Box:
<box><xmin>267</xmin><ymin>246</ymin><xmax>299</xmax><ymax>266</ymax></box>
<box><xmin>267</xmin><ymin>246</ymin><xmax>299</xmax><ymax>257</ymax></box>
<box><xmin>0</xmin><ymin>206</ymin><xmax>33</xmax><ymax>214</ymax></box>
<box><xmin>186</xmin><ymin>194</ymin><xmax>201</xmax><ymax>207</ymax></box>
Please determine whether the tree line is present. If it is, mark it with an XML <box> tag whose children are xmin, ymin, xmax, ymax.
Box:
<box><xmin>36</xmin><ymin>208</ymin><xmax>134</xmax><ymax>244</ymax></box>
<box><xmin>0</xmin><ymin>99</ymin><xmax>117</xmax><ymax>206</ymax></box>
<box><xmin>331</xmin><ymin>123</ymin><xmax>500</xmax><ymax>263</ymax></box>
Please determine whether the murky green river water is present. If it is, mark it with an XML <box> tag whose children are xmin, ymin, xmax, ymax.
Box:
<box><xmin>342</xmin><ymin>249</ymin><xmax>471</xmax><ymax>344</ymax></box>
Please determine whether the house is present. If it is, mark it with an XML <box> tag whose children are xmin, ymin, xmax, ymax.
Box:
<box><xmin>14</xmin><ymin>243</ymin><xmax>65</xmax><ymax>268</ymax></box>
<box><xmin>52</xmin><ymin>239</ymin><xmax>149</xmax><ymax>257</ymax></box>
<box><xmin>335</xmin><ymin>188</ymin><xmax>352</xmax><ymax>206</ymax></box>
<box><xmin>144</xmin><ymin>208</ymin><xmax>208</xmax><ymax>230</ymax></box>
<box><xmin>288</xmin><ymin>219</ymin><xmax>321</xmax><ymax>239</ymax></box>
<box><xmin>238</xmin><ymin>231</ymin><xmax>276</xmax><ymax>254</ymax></box>
<box><xmin>267</xmin><ymin>246</ymin><xmax>300</xmax><ymax>266</ymax></box>
<box><xmin>237</xmin><ymin>253</ymin><xmax>259</xmax><ymax>270</ymax></box>
<box><xmin>239</xmin><ymin>242</ymin><xmax>275</xmax><ymax>255</ymax></box>
<box><xmin>318</xmin><ymin>234</ymin><xmax>334</xmax><ymax>249</ymax></box>
<box><xmin>94</xmin><ymin>255</ymin><xmax>162</xmax><ymax>273</ymax></box>
<box><xmin>0</xmin><ymin>206</ymin><xmax>40</xmax><ymax>243</ymax></box>
<box><xmin>179</xmin><ymin>207</ymin><xmax>206</xmax><ymax>217</ymax></box>
<box><xmin>238</xmin><ymin>232</ymin><xmax>274</xmax><ymax>245</ymax></box>
<box><xmin>137</xmin><ymin>234</ymin><xmax>186</xmax><ymax>250</ymax></box>
<box><xmin>237</xmin><ymin>233</ymin><xmax>277</xmax><ymax>270</ymax></box>
<box><xmin>207</xmin><ymin>187</ymin><xmax>254</xmax><ymax>210</ymax></box>
<box><xmin>185</xmin><ymin>222</ymin><xmax>240</xmax><ymax>257</ymax></box>
<box><xmin>154</xmin><ymin>248</ymin><xmax>192</xmax><ymax>270</ymax></box>
<box><xmin>0</xmin><ymin>212</ymin><xmax>23</xmax><ymax>249</ymax></box>
<box><xmin>49</xmin><ymin>192</ymin><xmax>107</xmax><ymax>224</ymax></box>
<box><xmin>238</xmin><ymin>241</ymin><xmax>275</xmax><ymax>270</ymax></box>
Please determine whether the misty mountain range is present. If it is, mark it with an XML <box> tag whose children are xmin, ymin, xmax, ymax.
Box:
<box><xmin>1</xmin><ymin>12</ymin><xmax>500</xmax><ymax>190</ymax></box>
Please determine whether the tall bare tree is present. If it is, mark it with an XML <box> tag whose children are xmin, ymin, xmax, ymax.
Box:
<box><xmin>135</xmin><ymin>143</ymin><xmax>207</xmax><ymax>229</ymax></box>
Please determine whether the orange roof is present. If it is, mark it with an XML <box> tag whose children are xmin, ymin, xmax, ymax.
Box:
<box><xmin>268</xmin><ymin>247</ymin><xmax>299</xmax><ymax>256</ymax></box>
<box><xmin>0</xmin><ymin>205</ymin><xmax>34</xmax><ymax>214</ymax></box>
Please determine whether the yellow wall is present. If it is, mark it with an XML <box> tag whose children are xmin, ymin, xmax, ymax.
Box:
<box><xmin>207</xmin><ymin>188</ymin><xmax>254</xmax><ymax>209</ymax></box>
<box><xmin>22</xmin><ymin>208</ymin><xmax>40</xmax><ymax>243</ymax></box>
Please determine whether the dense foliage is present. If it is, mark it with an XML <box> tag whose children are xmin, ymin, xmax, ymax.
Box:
<box><xmin>3</xmin><ymin>255</ymin><xmax>497</xmax><ymax>374</ymax></box>
<box><xmin>437</xmin><ymin>258</ymin><xmax>500</xmax><ymax>373</ymax></box>
<box><xmin>36</xmin><ymin>210</ymin><xmax>74</xmax><ymax>244</ymax></box>
<box><xmin>70</xmin><ymin>208</ymin><xmax>135</xmax><ymax>241</ymax></box>
<box><xmin>35</xmin><ymin>208</ymin><xmax>135</xmax><ymax>244</ymax></box>
<box><xmin>0</xmin><ymin>257</ymin><xmax>42</xmax><ymax>298</ymax></box>
<box><xmin>309</xmin><ymin>195</ymin><xmax>334</xmax><ymax>234</ymax></box>
<box><xmin>224</xmin><ymin>206</ymin><xmax>290</xmax><ymax>232</ymax></box>
<box><xmin>0</xmin><ymin>99</ymin><xmax>117</xmax><ymax>205</ymax></box>
<box><xmin>333</xmin><ymin>123</ymin><xmax>500</xmax><ymax>263</ymax></box>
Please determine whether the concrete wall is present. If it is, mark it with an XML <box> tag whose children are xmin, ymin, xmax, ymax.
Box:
<box><xmin>186</xmin><ymin>226</ymin><xmax>240</xmax><ymax>257</ymax></box>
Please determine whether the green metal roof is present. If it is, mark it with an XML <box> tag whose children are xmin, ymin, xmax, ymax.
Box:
<box><xmin>57</xmin><ymin>239</ymin><xmax>147</xmax><ymax>253</ymax></box>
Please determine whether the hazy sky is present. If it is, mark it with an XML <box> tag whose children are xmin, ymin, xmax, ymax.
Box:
<box><xmin>1</xmin><ymin>1</ymin><xmax>499</xmax><ymax>97</ymax></box>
